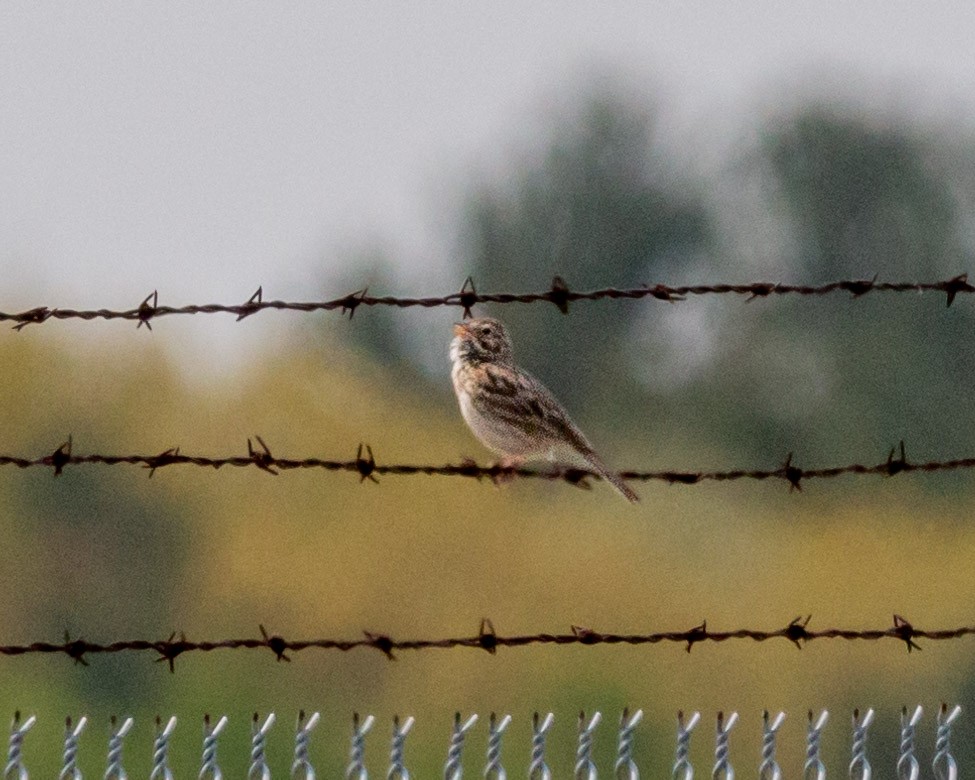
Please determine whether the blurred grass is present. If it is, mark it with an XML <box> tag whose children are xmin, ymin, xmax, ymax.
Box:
<box><xmin>0</xmin><ymin>327</ymin><xmax>973</xmax><ymax>776</ymax></box>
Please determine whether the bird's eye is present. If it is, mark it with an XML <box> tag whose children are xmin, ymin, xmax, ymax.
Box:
<box><xmin>480</xmin><ymin>326</ymin><xmax>492</xmax><ymax>335</ymax></box>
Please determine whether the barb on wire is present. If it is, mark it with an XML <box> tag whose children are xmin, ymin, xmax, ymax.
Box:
<box><xmin>712</xmin><ymin>711</ymin><xmax>738</xmax><ymax>780</ymax></box>
<box><xmin>4</xmin><ymin>707</ymin><xmax>969</xmax><ymax>777</ymax></box>
<box><xmin>292</xmin><ymin>711</ymin><xmax>320</xmax><ymax>780</ymax></box>
<box><xmin>59</xmin><ymin>716</ymin><xmax>86</xmax><ymax>780</ymax></box>
<box><xmin>388</xmin><ymin>715</ymin><xmax>414</xmax><ymax>780</ymax></box>
<box><xmin>484</xmin><ymin>713</ymin><xmax>511</xmax><ymax>780</ymax></box>
<box><xmin>443</xmin><ymin>713</ymin><xmax>477</xmax><ymax>780</ymax></box>
<box><xmin>4</xmin><ymin>712</ymin><xmax>36</xmax><ymax>780</ymax></box>
<box><xmin>248</xmin><ymin>713</ymin><xmax>275</xmax><ymax>780</ymax></box>
<box><xmin>104</xmin><ymin>716</ymin><xmax>133</xmax><ymax>780</ymax></box>
<box><xmin>4</xmin><ymin>614</ymin><xmax>975</xmax><ymax>667</ymax></box>
<box><xmin>759</xmin><ymin>711</ymin><xmax>785</xmax><ymax>780</ymax></box>
<box><xmin>614</xmin><ymin>708</ymin><xmax>642</xmax><ymax>780</ymax></box>
<box><xmin>7</xmin><ymin>437</ymin><xmax>975</xmax><ymax>493</ymax></box>
<box><xmin>346</xmin><ymin>713</ymin><xmax>375</xmax><ymax>780</ymax></box>
<box><xmin>933</xmin><ymin>704</ymin><xmax>961</xmax><ymax>780</ymax></box>
<box><xmin>200</xmin><ymin>714</ymin><xmax>228</xmax><ymax>780</ymax></box>
<box><xmin>529</xmin><ymin>713</ymin><xmax>555</xmax><ymax>780</ymax></box>
<box><xmin>672</xmin><ymin>711</ymin><xmax>700</xmax><ymax>780</ymax></box>
<box><xmin>897</xmin><ymin>706</ymin><xmax>922</xmax><ymax>780</ymax></box>
<box><xmin>804</xmin><ymin>711</ymin><xmax>828</xmax><ymax>780</ymax></box>
<box><xmin>849</xmin><ymin>709</ymin><xmax>874</xmax><ymax>780</ymax></box>
<box><xmin>3</xmin><ymin>274</ymin><xmax>974</xmax><ymax>330</ymax></box>
<box><xmin>150</xmin><ymin>716</ymin><xmax>176</xmax><ymax>780</ymax></box>
<box><xmin>574</xmin><ymin>712</ymin><xmax>601</xmax><ymax>780</ymax></box>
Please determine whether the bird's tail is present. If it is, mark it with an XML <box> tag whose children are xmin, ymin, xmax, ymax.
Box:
<box><xmin>582</xmin><ymin>451</ymin><xmax>640</xmax><ymax>503</ymax></box>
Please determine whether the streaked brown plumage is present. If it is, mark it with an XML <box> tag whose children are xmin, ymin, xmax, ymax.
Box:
<box><xmin>450</xmin><ymin>317</ymin><xmax>639</xmax><ymax>502</ymax></box>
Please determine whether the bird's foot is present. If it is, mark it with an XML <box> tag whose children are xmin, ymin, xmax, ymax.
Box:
<box><xmin>489</xmin><ymin>455</ymin><xmax>524</xmax><ymax>486</ymax></box>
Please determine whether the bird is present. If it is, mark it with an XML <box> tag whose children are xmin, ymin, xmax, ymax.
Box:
<box><xmin>450</xmin><ymin>316</ymin><xmax>639</xmax><ymax>502</ymax></box>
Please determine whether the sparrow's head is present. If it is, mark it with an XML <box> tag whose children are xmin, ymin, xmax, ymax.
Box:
<box><xmin>451</xmin><ymin>317</ymin><xmax>514</xmax><ymax>365</ymax></box>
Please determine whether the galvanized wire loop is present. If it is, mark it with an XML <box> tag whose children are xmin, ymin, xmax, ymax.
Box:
<box><xmin>574</xmin><ymin>711</ymin><xmax>602</xmax><ymax>780</ymax></box>
<box><xmin>848</xmin><ymin>708</ymin><xmax>874</xmax><ymax>780</ymax></box>
<box><xmin>711</xmin><ymin>711</ymin><xmax>738</xmax><ymax>780</ymax></box>
<box><xmin>387</xmin><ymin>715</ymin><xmax>414</xmax><ymax>780</ymax></box>
<box><xmin>803</xmin><ymin>711</ymin><xmax>828</xmax><ymax>780</ymax></box>
<box><xmin>443</xmin><ymin>713</ymin><xmax>478</xmax><ymax>780</ymax></box>
<box><xmin>614</xmin><ymin>708</ymin><xmax>642</xmax><ymax>780</ymax></box>
<box><xmin>104</xmin><ymin>717</ymin><xmax>133</xmax><ymax>780</ymax></box>
<box><xmin>933</xmin><ymin>704</ymin><xmax>961</xmax><ymax>780</ymax></box>
<box><xmin>291</xmin><ymin>710</ymin><xmax>320</xmax><ymax>780</ymax></box>
<box><xmin>59</xmin><ymin>716</ymin><xmax>88</xmax><ymax>780</ymax></box>
<box><xmin>758</xmin><ymin>711</ymin><xmax>785</xmax><ymax>780</ymax></box>
<box><xmin>346</xmin><ymin>714</ymin><xmax>375</xmax><ymax>780</ymax></box>
<box><xmin>484</xmin><ymin>713</ymin><xmax>511</xmax><ymax>780</ymax></box>
<box><xmin>3</xmin><ymin>713</ymin><xmax>36</xmax><ymax>780</ymax></box>
<box><xmin>149</xmin><ymin>717</ymin><xmax>176</xmax><ymax>780</ymax></box>
<box><xmin>199</xmin><ymin>715</ymin><xmax>228</xmax><ymax>780</ymax></box>
<box><xmin>896</xmin><ymin>706</ymin><xmax>922</xmax><ymax>780</ymax></box>
<box><xmin>529</xmin><ymin>713</ymin><xmax>555</xmax><ymax>780</ymax></box>
<box><xmin>672</xmin><ymin>711</ymin><xmax>700</xmax><ymax>780</ymax></box>
<box><xmin>247</xmin><ymin>713</ymin><xmax>275</xmax><ymax>780</ymax></box>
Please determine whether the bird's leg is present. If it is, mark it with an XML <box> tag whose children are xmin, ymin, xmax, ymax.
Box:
<box><xmin>490</xmin><ymin>455</ymin><xmax>524</xmax><ymax>486</ymax></box>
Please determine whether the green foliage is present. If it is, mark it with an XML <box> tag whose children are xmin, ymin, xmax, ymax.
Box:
<box><xmin>764</xmin><ymin>106</ymin><xmax>962</xmax><ymax>279</ymax></box>
<box><xmin>460</xmin><ymin>92</ymin><xmax>712</xmax><ymax>414</ymax></box>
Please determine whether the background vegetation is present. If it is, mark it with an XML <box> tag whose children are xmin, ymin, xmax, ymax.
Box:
<box><xmin>3</xmin><ymin>80</ymin><xmax>975</xmax><ymax>774</ymax></box>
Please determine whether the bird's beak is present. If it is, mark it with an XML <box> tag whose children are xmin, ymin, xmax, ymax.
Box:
<box><xmin>453</xmin><ymin>322</ymin><xmax>470</xmax><ymax>337</ymax></box>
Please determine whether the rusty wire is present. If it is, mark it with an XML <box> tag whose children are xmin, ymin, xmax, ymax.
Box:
<box><xmin>0</xmin><ymin>615</ymin><xmax>960</xmax><ymax>669</ymax></box>
<box><xmin>0</xmin><ymin>437</ymin><xmax>971</xmax><ymax>491</ymax></box>
<box><xmin>2</xmin><ymin>274</ymin><xmax>974</xmax><ymax>329</ymax></box>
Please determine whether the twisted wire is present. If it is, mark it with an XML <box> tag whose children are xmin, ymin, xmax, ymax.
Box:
<box><xmin>59</xmin><ymin>716</ymin><xmax>87</xmax><ymax>780</ymax></box>
<box><xmin>345</xmin><ymin>714</ymin><xmax>374</xmax><ymax>780</ymax></box>
<box><xmin>104</xmin><ymin>717</ymin><xmax>133</xmax><ymax>780</ymax></box>
<box><xmin>574</xmin><ymin>711</ymin><xmax>601</xmax><ymax>780</ymax></box>
<box><xmin>0</xmin><ymin>613</ymin><xmax>966</xmax><ymax>667</ymax></box>
<box><xmin>933</xmin><ymin>704</ymin><xmax>961</xmax><ymax>780</ymax></box>
<box><xmin>672</xmin><ymin>711</ymin><xmax>700</xmax><ymax>780</ymax></box>
<box><xmin>613</xmin><ymin>709</ymin><xmax>642</xmax><ymax>780</ymax></box>
<box><xmin>711</xmin><ymin>712</ymin><xmax>737</xmax><ymax>780</ymax></box>
<box><xmin>484</xmin><ymin>713</ymin><xmax>511</xmax><ymax>780</ymax></box>
<box><xmin>528</xmin><ymin>713</ymin><xmax>554</xmax><ymax>780</ymax></box>
<box><xmin>443</xmin><ymin>713</ymin><xmax>477</xmax><ymax>780</ymax></box>
<box><xmin>3</xmin><ymin>274</ymin><xmax>973</xmax><ymax>330</ymax></box>
<box><xmin>11</xmin><ymin>437</ymin><xmax>975</xmax><ymax>493</ymax></box>
<box><xmin>896</xmin><ymin>706</ymin><xmax>922</xmax><ymax>780</ymax></box>
<box><xmin>149</xmin><ymin>717</ymin><xmax>176</xmax><ymax>780</ymax></box>
<box><xmin>199</xmin><ymin>715</ymin><xmax>228</xmax><ymax>780</ymax></box>
<box><xmin>291</xmin><ymin>711</ymin><xmax>320</xmax><ymax>780</ymax></box>
<box><xmin>3</xmin><ymin>713</ymin><xmax>35</xmax><ymax>780</ymax></box>
<box><xmin>848</xmin><ymin>709</ymin><xmax>874</xmax><ymax>780</ymax></box>
<box><xmin>386</xmin><ymin>715</ymin><xmax>414</xmax><ymax>780</ymax></box>
<box><xmin>247</xmin><ymin>713</ymin><xmax>275</xmax><ymax>780</ymax></box>
<box><xmin>758</xmin><ymin>711</ymin><xmax>784</xmax><ymax>780</ymax></box>
<box><xmin>803</xmin><ymin>711</ymin><xmax>828</xmax><ymax>780</ymax></box>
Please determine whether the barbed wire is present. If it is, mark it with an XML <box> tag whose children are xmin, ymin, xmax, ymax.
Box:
<box><xmin>3</xmin><ymin>706</ymin><xmax>963</xmax><ymax>779</ymax></box>
<box><xmin>2</xmin><ymin>437</ymin><xmax>972</xmax><ymax>491</ymax></box>
<box><xmin>0</xmin><ymin>615</ymin><xmax>963</xmax><ymax>669</ymax></box>
<box><xmin>2</xmin><ymin>274</ymin><xmax>973</xmax><ymax>329</ymax></box>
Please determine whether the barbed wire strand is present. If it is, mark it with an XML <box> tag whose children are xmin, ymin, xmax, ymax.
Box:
<box><xmin>0</xmin><ymin>613</ymin><xmax>965</xmax><ymax>669</ymax></box>
<box><xmin>5</xmin><ymin>708</ymin><xmax>968</xmax><ymax>778</ymax></box>
<box><xmin>1</xmin><ymin>437</ymin><xmax>972</xmax><ymax>491</ymax></box>
<box><xmin>3</xmin><ymin>274</ymin><xmax>974</xmax><ymax>330</ymax></box>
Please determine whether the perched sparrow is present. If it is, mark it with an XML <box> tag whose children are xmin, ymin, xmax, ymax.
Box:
<box><xmin>450</xmin><ymin>317</ymin><xmax>639</xmax><ymax>502</ymax></box>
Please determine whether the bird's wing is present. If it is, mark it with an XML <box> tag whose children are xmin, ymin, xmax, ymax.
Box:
<box><xmin>476</xmin><ymin>365</ymin><xmax>639</xmax><ymax>503</ymax></box>
<box><xmin>473</xmin><ymin>365</ymin><xmax>593</xmax><ymax>448</ymax></box>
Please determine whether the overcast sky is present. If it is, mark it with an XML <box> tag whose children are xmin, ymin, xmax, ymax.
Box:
<box><xmin>2</xmin><ymin>0</ymin><xmax>975</xmax><ymax>362</ymax></box>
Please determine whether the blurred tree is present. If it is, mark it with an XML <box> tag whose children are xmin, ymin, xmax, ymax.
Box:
<box><xmin>692</xmin><ymin>105</ymin><xmax>975</xmax><ymax>463</ymax></box>
<box><xmin>459</xmin><ymin>91</ymin><xmax>713</xmax><ymax>423</ymax></box>
<box><xmin>765</xmin><ymin>107</ymin><xmax>962</xmax><ymax>280</ymax></box>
